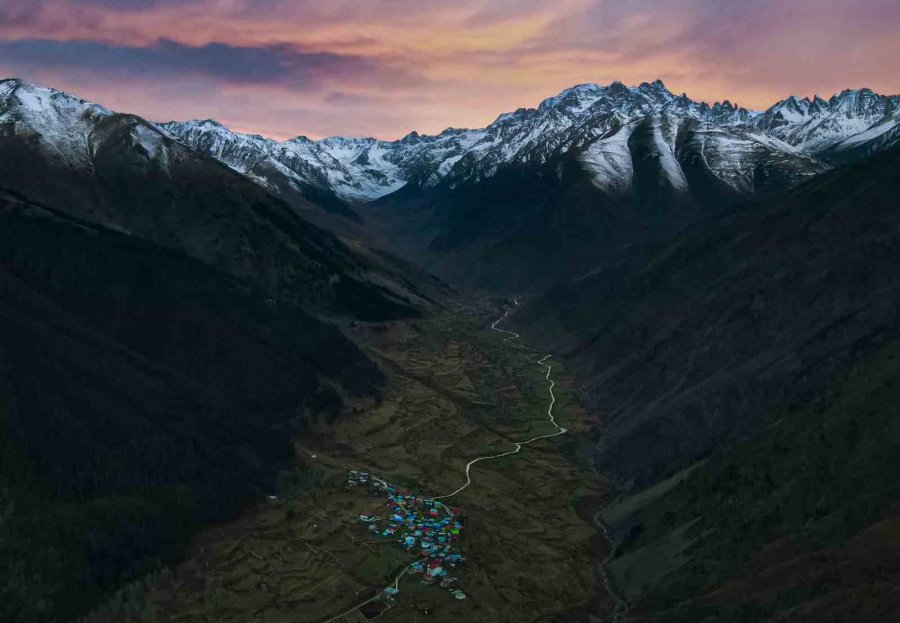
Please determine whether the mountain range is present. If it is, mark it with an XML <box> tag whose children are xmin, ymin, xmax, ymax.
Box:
<box><xmin>6</xmin><ymin>77</ymin><xmax>898</xmax><ymax>295</ymax></box>
<box><xmin>162</xmin><ymin>79</ymin><xmax>899</xmax><ymax>204</ymax></box>
<box><xmin>160</xmin><ymin>79</ymin><xmax>900</xmax><ymax>293</ymax></box>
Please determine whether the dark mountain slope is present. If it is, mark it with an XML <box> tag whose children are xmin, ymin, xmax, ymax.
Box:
<box><xmin>0</xmin><ymin>188</ymin><xmax>381</xmax><ymax>622</ymax></box>
<box><xmin>0</xmin><ymin>79</ymin><xmax>424</xmax><ymax>321</ymax></box>
<box><xmin>517</xmin><ymin>145</ymin><xmax>900</xmax><ymax>489</ymax></box>
<box><xmin>371</xmin><ymin>114</ymin><xmax>822</xmax><ymax>293</ymax></box>
<box><xmin>819</xmin><ymin>110</ymin><xmax>900</xmax><ymax>167</ymax></box>
<box><xmin>511</xmin><ymin>144</ymin><xmax>900</xmax><ymax>622</ymax></box>
<box><xmin>616</xmin><ymin>341</ymin><xmax>900</xmax><ymax>622</ymax></box>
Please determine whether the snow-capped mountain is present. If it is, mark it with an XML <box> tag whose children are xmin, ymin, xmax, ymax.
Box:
<box><xmin>580</xmin><ymin>111</ymin><xmax>827</xmax><ymax>199</ymax></box>
<box><xmin>162</xmin><ymin>80</ymin><xmax>897</xmax><ymax>205</ymax></box>
<box><xmin>163</xmin><ymin>79</ymin><xmax>754</xmax><ymax>202</ymax></box>
<box><xmin>164</xmin><ymin>80</ymin><xmax>718</xmax><ymax>199</ymax></box>
<box><xmin>748</xmin><ymin>88</ymin><xmax>900</xmax><ymax>152</ymax></box>
<box><xmin>0</xmin><ymin>77</ymin><xmax>434</xmax><ymax>318</ymax></box>
<box><xmin>159</xmin><ymin>119</ymin><xmax>486</xmax><ymax>203</ymax></box>
<box><xmin>0</xmin><ymin>78</ymin><xmax>204</xmax><ymax>186</ymax></box>
<box><xmin>820</xmin><ymin>108</ymin><xmax>900</xmax><ymax>165</ymax></box>
<box><xmin>3</xmin><ymin>77</ymin><xmax>897</xmax><ymax>210</ymax></box>
<box><xmin>0</xmin><ymin>79</ymin><xmax>113</xmax><ymax>170</ymax></box>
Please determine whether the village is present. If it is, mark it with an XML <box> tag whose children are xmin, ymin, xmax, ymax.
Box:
<box><xmin>346</xmin><ymin>470</ymin><xmax>469</xmax><ymax>610</ymax></box>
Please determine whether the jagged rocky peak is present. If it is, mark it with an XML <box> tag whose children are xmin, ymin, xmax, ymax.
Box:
<box><xmin>537</xmin><ymin>79</ymin><xmax>675</xmax><ymax>115</ymax></box>
<box><xmin>768</xmin><ymin>95</ymin><xmax>815</xmax><ymax>122</ymax></box>
<box><xmin>663</xmin><ymin>91</ymin><xmax>754</xmax><ymax>125</ymax></box>
<box><xmin>287</xmin><ymin>134</ymin><xmax>315</xmax><ymax>145</ymax></box>
<box><xmin>747</xmin><ymin>86</ymin><xmax>900</xmax><ymax>152</ymax></box>
<box><xmin>639</xmin><ymin>78</ymin><xmax>668</xmax><ymax>90</ymax></box>
<box><xmin>492</xmin><ymin>107</ymin><xmax>532</xmax><ymax>124</ymax></box>
<box><xmin>538</xmin><ymin>82</ymin><xmax>605</xmax><ymax>113</ymax></box>
<box><xmin>807</xmin><ymin>96</ymin><xmax>830</xmax><ymax>115</ymax></box>
<box><xmin>829</xmin><ymin>87</ymin><xmax>889</xmax><ymax>116</ymax></box>
<box><xmin>765</xmin><ymin>87</ymin><xmax>895</xmax><ymax>121</ymax></box>
<box><xmin>318</xmin><ymin>136</ymin><xmax>380</xmax><ymax>155</ymax></box>
<box><xmin>195</xmin><ymin>118</ymin><xmax>225</xmax><ymax>129</ymax></box>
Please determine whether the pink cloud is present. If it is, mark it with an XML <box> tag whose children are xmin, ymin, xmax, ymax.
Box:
<box><xmin>0</xmin><ymin>0</ymin><xmax>897</xmax><ymax>138</ymax></box>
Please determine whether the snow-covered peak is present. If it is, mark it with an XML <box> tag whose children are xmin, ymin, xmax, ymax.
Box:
<box><xmin>639</xmin><ymin>79</ymin><xmax>668</xmax><ymax>91</ymax></box>
<box><xmin>537</xmin><ymin>80</ymin><xmax>676</xmax><ymax>116</ymax></box>
<box><xmin>194</xmin><ymin>118</ymin><xmax>227</xmax><ymax>130</ymax></box>
<box><xmin>0</xmin><ymin>79</ymin><xmax>113</xmax><ymax>168</ymax></box>
<box><xmin>538</xmin><ymin>83</ymin><xmax>606</xmax><ymax>113</ymax></box>
<box><xmin>771</xmin><ymin>95</ymin><xmax>814</xmax><ymax>122</ymax></box>
<box><xmin>666</xmin><ymin>94</ymin><xmax>757</xmax><ymax>125</ymax></box>
<box><xmin>749</xmin><ymin>87</ymin><xmax>900</xmax><ymax>151</ymax></box>
<box><xmin>828</xmin><ymin>88</ymin><xmax>889</xmax><ymax>117</ymax></box>
<box><xmin>0</xmin><ymin>78</ymin><xmax>112</xmax><ymax>120</ymax></box>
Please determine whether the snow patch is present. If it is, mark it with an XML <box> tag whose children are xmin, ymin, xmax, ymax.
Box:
<box><xmin>651</xmin><ymin>117</ymin><xmax>689</xmax><ymax>192</ymax></box>
<box><xmin>579</xmin><ymin>123</ymin><xmax>635</xmax><ymax>195</ymax></box>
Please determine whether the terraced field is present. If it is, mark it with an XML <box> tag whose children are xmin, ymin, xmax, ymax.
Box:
<box><xmin>83</xmin><ymin>302</ymin><xmax>610</xmax><ymax>623</ymax></box>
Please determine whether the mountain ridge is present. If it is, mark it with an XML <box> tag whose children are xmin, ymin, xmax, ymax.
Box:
<box><xmin>158</xmin><ymin>79</ymin><xmax>899</xmax><ymax>203</ymax></box>
<box><xmin>5</xmin><ymin>76</ymin><xmax>896</xmax><ymax>212</ymax></box>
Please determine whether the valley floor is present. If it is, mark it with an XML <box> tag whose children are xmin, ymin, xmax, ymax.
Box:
<box><xmin>83</xmin><ymin>302</ymin><xmax>611</xmax><ymax>623</ymax></box>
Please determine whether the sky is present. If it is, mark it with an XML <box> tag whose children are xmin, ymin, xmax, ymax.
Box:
<box><xmin>1</xmin><ymin>0</ymin><xmax>898</xmax><ymax>140</ymax></box>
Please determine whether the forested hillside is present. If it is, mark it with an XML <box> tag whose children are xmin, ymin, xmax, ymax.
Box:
<box><xmin>0</xmin><ymin>188</ymin><xmax>382</xmax><ymax>622</ymax></box>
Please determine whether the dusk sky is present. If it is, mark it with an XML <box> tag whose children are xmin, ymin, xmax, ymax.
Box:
<box><xmin>1</xmin><ymin>0</ymin><xmax>898</xmax><ymax>140</ymax></box>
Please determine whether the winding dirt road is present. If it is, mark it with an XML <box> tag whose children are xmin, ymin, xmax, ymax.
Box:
<box><xmin>434</xmin><ymin>304</ymin><xmax>567</xmax><ymax>501</ymax></box>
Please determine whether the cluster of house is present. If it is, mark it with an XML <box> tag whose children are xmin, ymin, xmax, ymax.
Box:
<box><xmin>347</xmin><ymin>471</ymin><xmax>468</xmax><ymax>602</ymax></box>
<box><xmin>407</xmin><ymin>559</ymin><xmax>467</xmax><ymax>600</ymax></box>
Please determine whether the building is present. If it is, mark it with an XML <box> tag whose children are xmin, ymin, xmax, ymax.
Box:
<box><xmin>426</xmin><ymin>559</ymin><xmax>444</xmax><ymax>577</ymax></box>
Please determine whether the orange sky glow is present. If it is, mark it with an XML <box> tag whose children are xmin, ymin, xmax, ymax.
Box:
<box><xmin>1</xmin><ymin>0</ymin><xmax>898</xmax><ymax>140</ymax></box>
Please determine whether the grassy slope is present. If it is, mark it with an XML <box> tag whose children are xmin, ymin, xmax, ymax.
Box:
<box><xmin>620</xmin><ymin>340</ymin><xmax>900</xmax><ymax>622</ymax></box>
